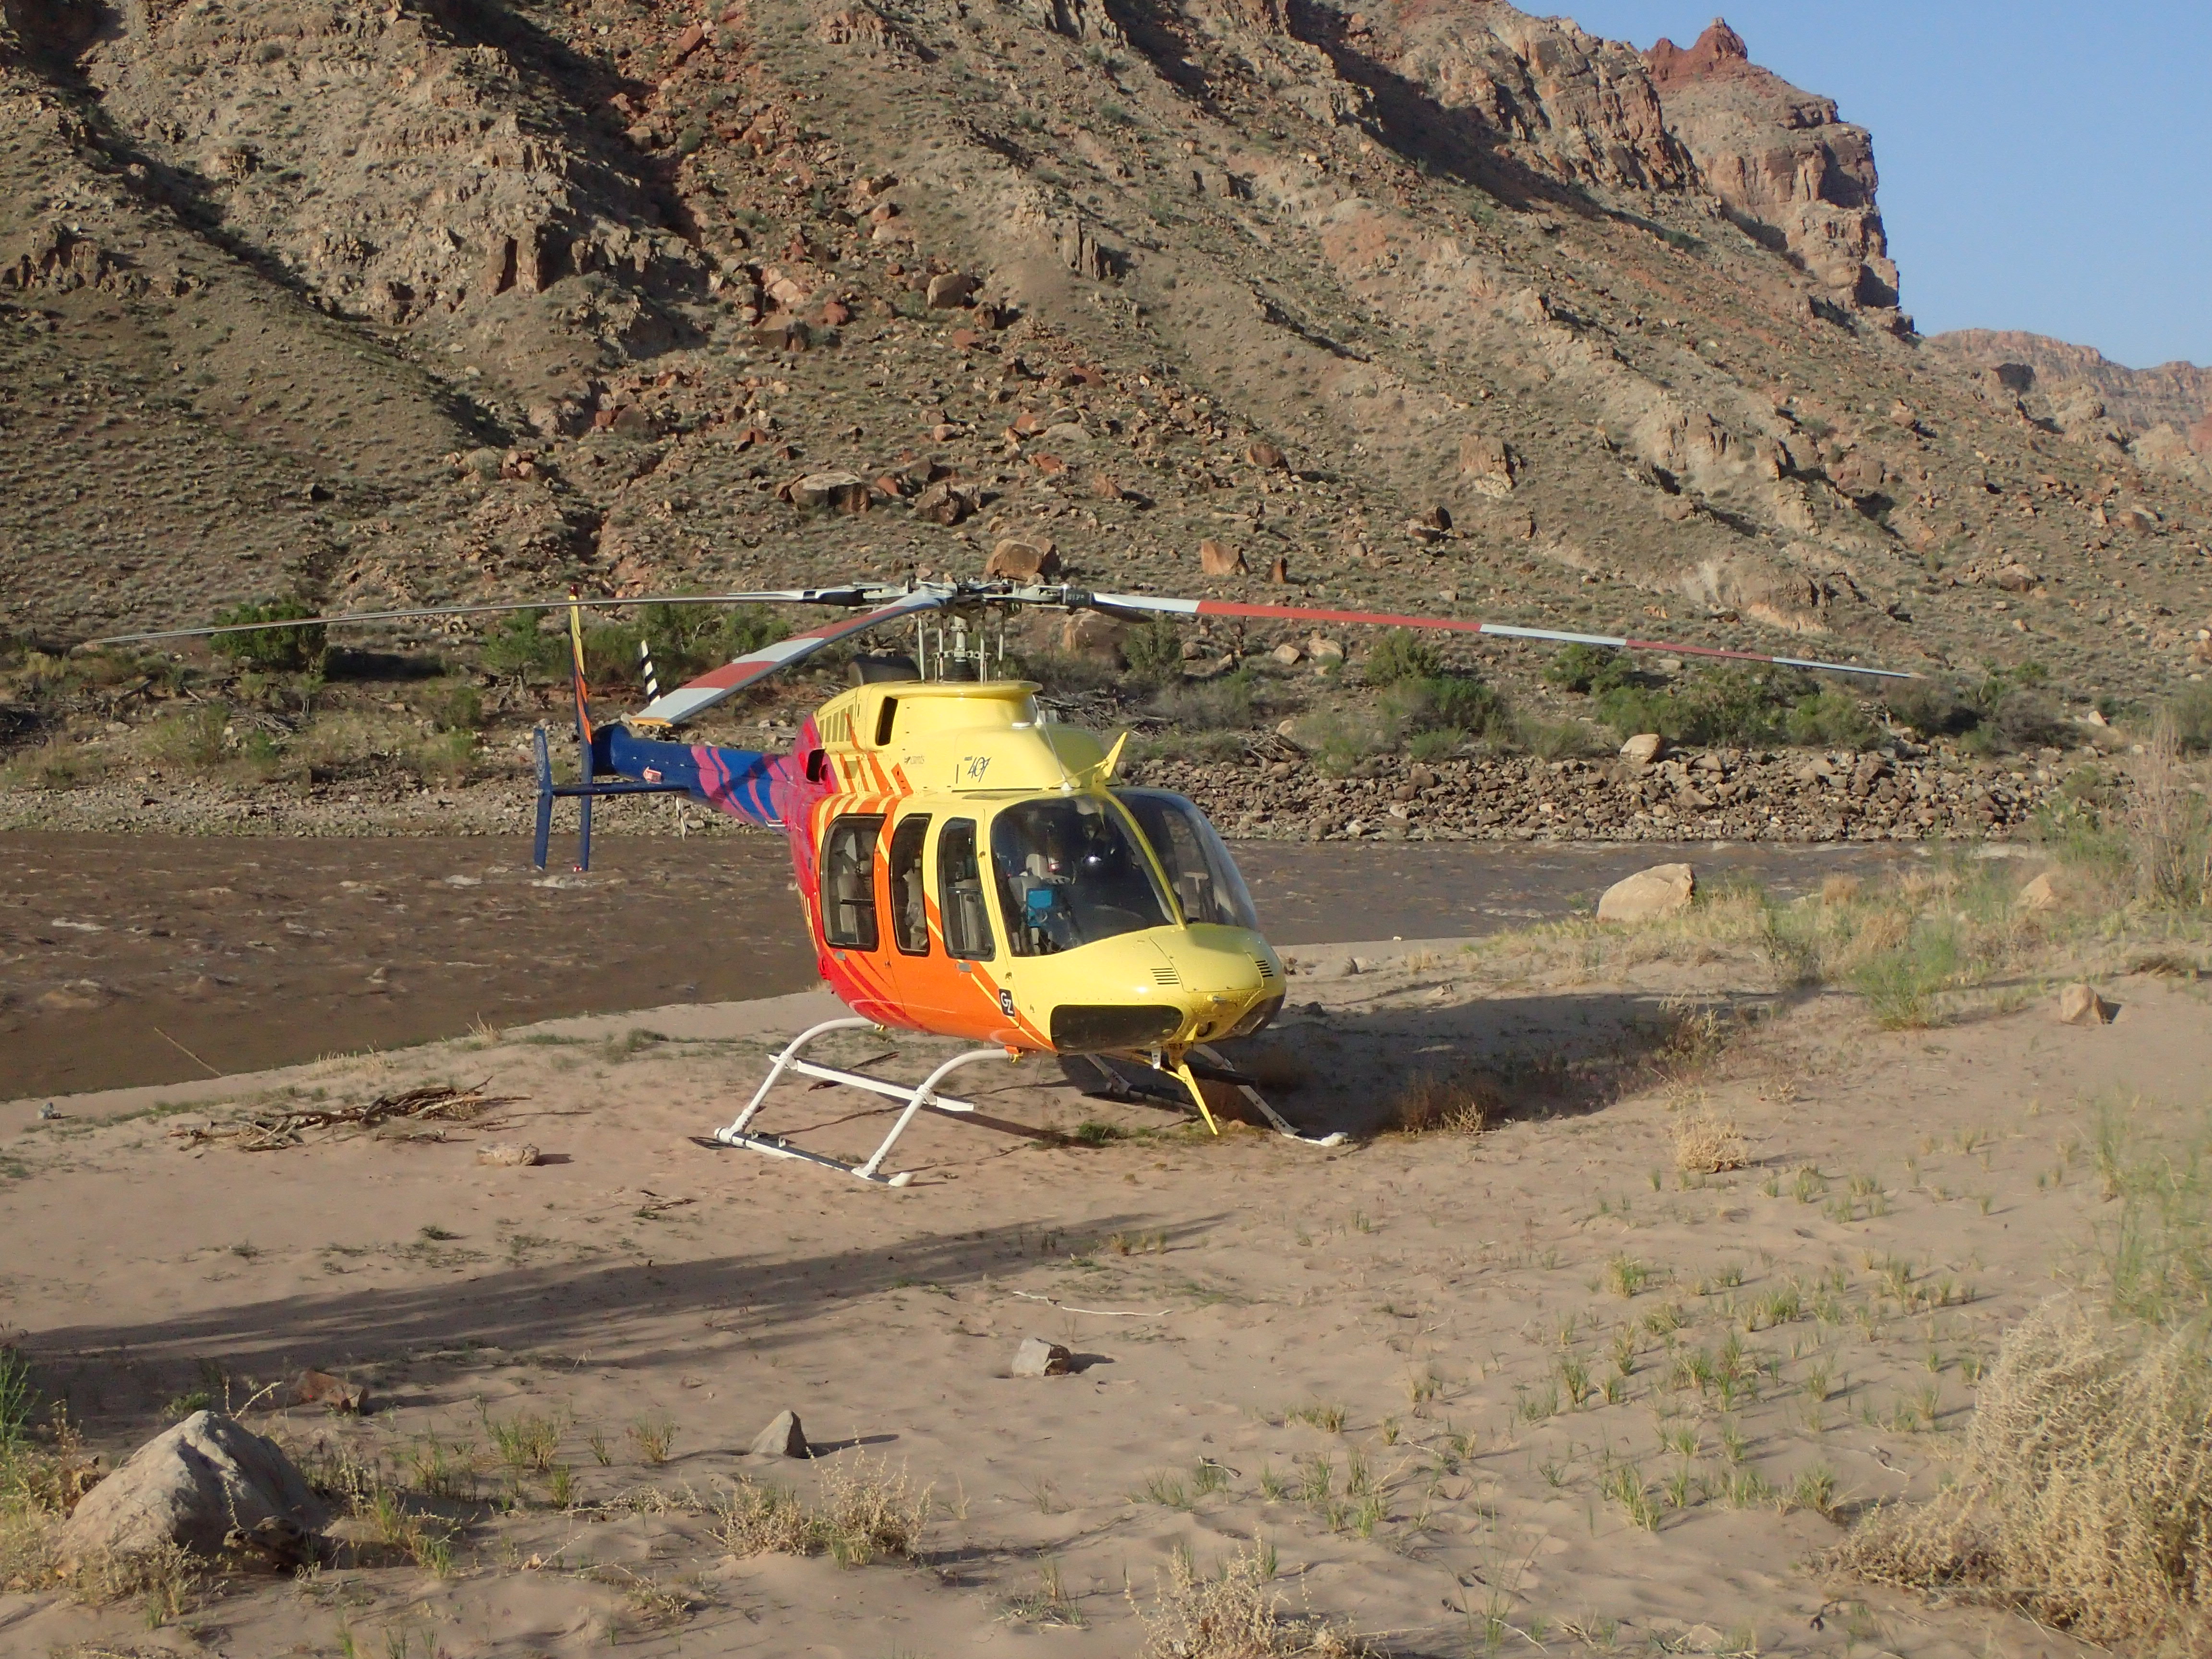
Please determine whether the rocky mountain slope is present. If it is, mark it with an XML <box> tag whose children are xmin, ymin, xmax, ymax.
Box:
<box><xmin>3</xmin><ymin>0</ymin><xmax>2209</xmax><ymax>711</ymax></box>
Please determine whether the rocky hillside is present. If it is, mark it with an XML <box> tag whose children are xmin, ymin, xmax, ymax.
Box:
<box><xmin>3</xmin><ymin>0</ymin><xmax>2209</xmax><ymax>717</ymax></box>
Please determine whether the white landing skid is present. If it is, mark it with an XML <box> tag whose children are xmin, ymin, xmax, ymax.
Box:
<box><xmin>712</xmin><ymin>1016</ymin><xmax>1018</xmax><ymax>1187</ymax></box>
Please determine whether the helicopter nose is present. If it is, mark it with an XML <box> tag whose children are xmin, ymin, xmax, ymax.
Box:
<box><xmin>1154</xmin><ymin>929</ymin><xmax>1282</xmax><ymax>1041</ymax></box>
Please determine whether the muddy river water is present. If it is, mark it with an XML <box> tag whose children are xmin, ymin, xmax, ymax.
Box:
<box><xmin>1</xmin><ymin>832</ymin><xmax>1920</xmax><ymax>1099</ymax></box>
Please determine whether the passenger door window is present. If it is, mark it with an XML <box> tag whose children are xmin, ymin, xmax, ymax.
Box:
<box><xmin>888</xmin><ymin>813</ymin><xmax>932</xmax><ymax>956</ymax></box>
<box><xmin>937</xmin><ymin>818</ymin><xmax>995</xmax><ymax>961</ymax></box>
<box><xmin>820</xmin><ymin>814</ymin><xmax>884</xmax><ymax>950</ymax></box>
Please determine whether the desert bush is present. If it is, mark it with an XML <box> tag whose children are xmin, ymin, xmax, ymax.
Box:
<box><xmin>2170</xmin><ymin>683</ymin><xmax>2212</xmax><ymax>756</ymax></box>
<box><xmin>1382</xmin><ymin>675</ymin><xmax>1513</xmax><ymax>750</ymax></box>
<box><xmin>1672</xmin><ymin>1105</ymin><xmax>1748</xmax><ymax>1173</ymax></box>
<box><xmin>1133</xmin><ymin>1541</ymin><xmax>1370</xmax><ymax>1659</ymax></box>
<box><xmin>1832</xmin><ymin>1298</ymin><xmax>2211</xmax><ymax>1645</ymax></box>
<box><xmin>211</xmin><ymin>598</ymin><xmax>325</xmax><ymax>673</ymax></box>
<box><xmin>1882</xmin><ymin>677</ymin><xmax>1978</xmax><ymax>738</ymax></box>
<box><xmin>1515</xmin><ymin>714</ymin><xmax>1609</xmax><ymax>760</ymax></box>
<box><xmin>1784</xmin><ymin>689</ymin><xmax>1880</xmax><ymax>750</ymax></box>
<box><xmin>1362</xmin><ymin>628</ymin><xmax>1443</xmax><ymax>687</ymax></box>
<box><xmin>1155</xmin><ymin>669</ymin><xmax>1260</xmax><ymax>731</ymax></box>
<box><xmin>1018</xmin><ymin>648</ymin><xmax>1120</xmax><ymax>696</ymax></box>
<box><xmin>1543</xmin><ymin>642</ymin><xmax>1632</xmax><ymax>696</ymax></box>
<box><xmin>582</xmin><ymin>602</ymin><xmax>789</xmax><ymax>689</ymax></box>
<box><xmin>481</xmin><ymin>608</ymin><xmax>565</xmax><ymax>683</ymax></box>
<box><xmin>1597</xmin><ymin>664</ymin><xmax>1818</xmax><ymax>747</ymax></box>
<box><xmin>711</xmin><ymin>1457</ymin><xmax>930</xmax><ymax>1568</ymax></box>
<box><xmin>2127</xmin><ymin>716</ymin><xmax>2212</xmax><ymax>910</ymax></box>
<box><xmin>1122</xmin><ymin>619</ymin><xmax>1188</xmax><ymax>687</ymax></box>
<box><xmin>1387</xmin><ymin>1073</ymin><xmax>1493</xmax><ymax>1136</ymax></box>
<box><xmin>148</xmin><ymin>703</ymin><xmax>230</xmax><ymax>768</ymax></box>
<box><xmin>416</xmin><ymin>680</ymin><xmax>484</xmax><ymax>733</ymax></box>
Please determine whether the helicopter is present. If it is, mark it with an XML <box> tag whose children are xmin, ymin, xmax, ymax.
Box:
<box><xmin>101</xmin><ymin>578</ymin><xmax>1912</xmax><ymax>1185</ymax></box>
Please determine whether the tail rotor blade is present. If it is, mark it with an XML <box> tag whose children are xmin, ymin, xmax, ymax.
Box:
<box><xmin>1070</xmin><ymin>590</ymin><xmax>1920</xmax><ymax>682</ymax></box>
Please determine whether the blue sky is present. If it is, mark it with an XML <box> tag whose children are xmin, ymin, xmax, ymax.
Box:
<box><xmin>1556</xmin><ymin>3</ymin><xmax>2210</xmax><ymax>368</ymax></box>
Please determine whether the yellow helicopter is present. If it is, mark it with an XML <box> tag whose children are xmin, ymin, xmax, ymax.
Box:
<box><xmin>105</xmin><ymin>579</ymin><xmax>1912</xmax><ymax>1184</ymax></box>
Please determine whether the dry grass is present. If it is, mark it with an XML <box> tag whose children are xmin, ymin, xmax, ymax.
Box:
<box><xmin>1833</xmin><ymin>1298</ymin><xmax>2210</xmax><ymax>1645</ymax></box>
<box><xmin>711</xmin><ymin>1456</ymin><xmax>931</xmax><ymax>1568</ymax></box>
<box><xmin>1384</xmin><ymin>1073</ymin><xmax>1494</xmax><ymax>1136</ymax></box>
<box><xmin>1672</xmin><ymin>1105</ymin><xmax>1749</xmax><ymax>1174</ymax></box>
<box><xmin>1133</xmin><ymin>1541</ymin><xmax>1373</xmax><ymax>1658</ymax></box>
<box><xmin>2129</xmin><ymin>716</ymin><xmax>2212</xmax><ymax>911</ymax></box>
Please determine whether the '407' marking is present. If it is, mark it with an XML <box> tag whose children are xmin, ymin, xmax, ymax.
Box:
<box><xmin>960</xmin><ymin>755</ymin><xmax>992</xmax><ymax>782</ymax></box>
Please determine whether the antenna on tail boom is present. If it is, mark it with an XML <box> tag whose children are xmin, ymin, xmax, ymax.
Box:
<box><xmin>531</xmin><ymin>593</ymin><xmax>692</xmax><ymax>873</ymax></box>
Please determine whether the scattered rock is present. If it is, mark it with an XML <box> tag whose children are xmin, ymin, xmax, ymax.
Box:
<box><xmin>1247</xmin><ymin>440</ymin><xmax>1288</xmax><ymax>470</ymax></box>
<box><xmin>476</xmin><ymin>1142</ymin><xmax>540</xmax><ymax>1167</ymax></box>
<box><xmin>1619</xmin><ymin>733</ymin><xmax>1665</xmax><ymax>765</ymax></box>
<box><xmin>1271</xmin><ymin>642</ymin><xmax>1302</xmax><ymax>666</ymax></box>
<box><xmin>57</xmin><ymin>1410</ymin><xmax>328</xmax><ymax>1566</ymax></box>
<box><xmin>1199</xmin><ymin>538</ymin><xmax>1246</xmax><ymax>576</ymax></box>
<box><xmin>985</xmin><ymin>538</ymin><xmax>1061</xmax><ymax>581</ymax></box>
<box><xmin>747</xmin><ymin>1409</ymin><xmax>811</xmax><ymax>1458</ymax></box>
<box><xmin>1266</xmin><ymin>555</ymin><xmax>1290</xmax><ymax>584</ymax></box>
<box><xmin>2056</xmin><ymin>983</ymin><xmax>2115</xmax><ymax>1026</ymax></box>
<box><xmin>911</xmin><ymin>480</ymin><xmax>977</xmax><ymax>524</ymax></box>
<box><xmin>1011</xmin><ymin>1336</ymin><xmax>1072</xmax><ymax>1377</ymax></box>
<box><xmin>1597</xmin><ymin>863</ymin><xmax>1696</xmax><ymax>924</ymax></box>
<box><xmin>1061</xmin><ymin>612</ymin><xmax>1123</xmax><ymax>659</ymax></box>
<box><xmin>2016</xmin><ymin>870</ymin><xmax>2070</xmax><ymax>911</ymax></box>
<box><xmin>283</xmin><ymin>1369</ymin><xmax>363</xmax><ymax>1413</ymax></box>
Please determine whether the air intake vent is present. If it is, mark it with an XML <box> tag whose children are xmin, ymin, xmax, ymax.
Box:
<box><xmin>1255</xmin><ymin>957</ymin><xmax>1277</xmax><ymax>981</ymax></box>
<box><xmin>1153</xmin><ymin>965</ymin><xmax>1182</xmax><ymax>987</ymax></box>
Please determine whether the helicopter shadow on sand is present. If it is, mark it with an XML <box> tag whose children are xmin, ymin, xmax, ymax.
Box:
<box><xmin>24</xmin><ymin>1209</ymin><xmax>1225</xmax><ymax>1436</ymax></box>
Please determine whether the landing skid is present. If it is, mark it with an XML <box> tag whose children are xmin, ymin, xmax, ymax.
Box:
<box><xmin>712</xmin><ymin>1016</ymin><xmax>1017</xmax><ymax>1186</ymax></box>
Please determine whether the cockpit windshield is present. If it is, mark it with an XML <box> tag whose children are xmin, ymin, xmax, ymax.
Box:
<box><xmin>1115</xmin><ymin>789</ymin><xmax>1262</xmax><ymax>930</ymax></box>
<box><xmin>990</xmin><ymin>796</ymin><xmax>1173</xmax><ymax>956</ymax></box>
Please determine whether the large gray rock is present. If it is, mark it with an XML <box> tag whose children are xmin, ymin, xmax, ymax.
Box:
<box><xmin>58</xmin><ymin>1411</ymin><xmax>327</xmax><ymax>1564</ymax></box>
<box><xmin>1597</xmin><ymin>863</ymin><xmax>1696</xmax><ymax>924</ymax></box>
<box><xmin>1011</xmin><ymin>1337</ymin><xmax>1072</xmax><ymax>1378</ymax></box>
<box><xmin>747</xmin><ymin>1409</ymin><xmax>811</xmax><ymax>1459</ymax></box>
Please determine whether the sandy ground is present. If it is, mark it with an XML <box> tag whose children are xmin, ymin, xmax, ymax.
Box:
<box><xmin>0</xmin><ymin>936</ymin><xmax>2204</xmax><ymax>1658</ymax></box>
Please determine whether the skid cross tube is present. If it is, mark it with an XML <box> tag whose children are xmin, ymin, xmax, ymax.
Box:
<box><xmin>714</xmin><ymin>1018</ymin><xmax>1016</xmax><ymax>1186</ymax></box>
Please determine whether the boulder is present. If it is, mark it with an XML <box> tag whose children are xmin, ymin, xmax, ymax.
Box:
<box><xmin>1199</xmin><ymin>538</ymin><xmax>1245</xmax><ymax>576</ymax></box>
<box><xmin>58</xmin><ymin>1411</ymin><xmax>327</xmax><ymax>1566</ymax></box>
<box><xmin>1271</xmin><ymin>642</ymin><xmax>1302</xmax><ymax>666</ymax></box>
<box><xmin>910</xmin><ymin>480</ymin><xmax>977</xmax><ymax>525</ymax></box>
<box><xmin>925</xmin><ymin>271</ymin><xmax>978</xmax><ymax>309</ymax></box>
<box><xmin>1458</xmin><ymin>433</ymin><xmax>1518</xmax><ymax>497</ymax></box>
<box><xmin>1247</xmin><ymin>440</ymin><xmax>1288</xmax><ymax>470</ymax></box>
<box><xmin>1010</xmin><ymin>1337</ymin><xmax>1072</xmax><ymax>1378</ymax></box>
<box><xmin>1619</xmin><ymin>733</ymin><xmax>1664</xmax><ymax>765</ymax></box>
<box><xmin>2056</xmin><ymin>984</ymin><xmax>2115</xmax><ymax>1026</ymax></box>
<box><xmin>1061</xmin><ymin>612</ymin><xmax>1123</xmax><ymax>660</ymax></box>
<box><xmin>1597</xmin><ymin>863</ymin><xmax>1695</xmax><ymax>924</ymax></box>
<box><xmin>747</xmin><ymin>1409</ymin><xmax>811</xmax><ymax>1458</ymax></box>
<box><xmin>986</xmin><ymin>538</ymin><xmax>1060</xmax><ymax>581</ymax></box>
<box><xmin>790</xmin><ymin>471</ymin><xmax>873</xmax><ymax>513</ymax></box>
<box><xmin>2016</xmin><ymin>870</ymin><xmax>2069</xmax><ymax>911</ymax></box>
<box><xmin>476</xmin><ymin>1142</ymin><xmax>539</xmax><ymax>1168</ymax></box>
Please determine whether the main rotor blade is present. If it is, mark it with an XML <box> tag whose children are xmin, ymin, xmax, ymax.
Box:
<box><xmin>1073</xmin><ymin>591</ymin><xmax>1920</xmax><ymax>682</ymax></box>
<box><xmin>634</xmin><ymin>589</ymin><xmax>952</xmax><ymax>726</ymax></box>
<box><xmin>84</xmin><ymin>589</ymin><xmax>888</xmax><ymax>648</ymax></box>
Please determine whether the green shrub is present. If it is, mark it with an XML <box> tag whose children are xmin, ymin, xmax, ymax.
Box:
<box><xmin>1596</xmin><ymin>664</ymin><xmax>1816</xmax><ymax>747</ymax></box>
<box><xmin>581</xmin><ymin>603</ymin><xmax>790</xmax><ymax>690</ymax></box>
<box><xmin>1121</xmin><ymin>619</ymin><xmax>1186</xmax><ymax>687</ymax></box>
<box><xmin>481</xmin><ymin>609</ymin><xmax>564</xmax><ymax>683</ymax></box>
<box><xmin>149</xmin><ymin>704</ymin><xmax>229</xmax><ymax>768</ymax></box>
<box><xmin>1884</xmin><ymin>678</ymin><xmax>1978</xmax><ymax>738</ymax></box>
<box><xmin>1544</xmin><ymin>642</ymin><xmax>1633</xmax><ymax>696</ymax></box>
<box><xmin>210</xmin><ymin>599</ymin><xmax>325</xmax><ymax>673</ymax></box>
<box><xmin>1785</xmin><ymin>690</ymin><xmax>1881</xmax><ymax>751</ymax></box>
<box><xmin>1383</xmin><ymin>674</ymin><xmax>1513</xmax><ymax>748</ymax></box>
<box><xmin>417</xmin><ymin>681</ymin><xmax>484</xmax><ymax>733</ymax></box>
<box><xmin>1363</xmin><ymin>628</ymin><xmax>1443</xmax><ymax>686</ymax></box>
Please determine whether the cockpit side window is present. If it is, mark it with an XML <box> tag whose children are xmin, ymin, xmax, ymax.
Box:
<box><xmin>1114</xmin><ymin>789</ymin><xmax>1263</xmax><ymax>930</ymax></box>
<box><xmin>989</xmin><ymin>796</ymin><xmax>1173</xmax><ymax>957</ymax></box>
<box><xmin>938</xmin><ymin>818</ymin><xmax>995</xmax><ymax>961</ymax></box>
<box><xmin>888</xmin><ymin>813</ymin><xmax>932</xmax><ymax>955</ymax></box>
<box><xmin>820</xmin><ymin>814</ymin><xmax>884</xmax><ymax>950</ymax></box>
